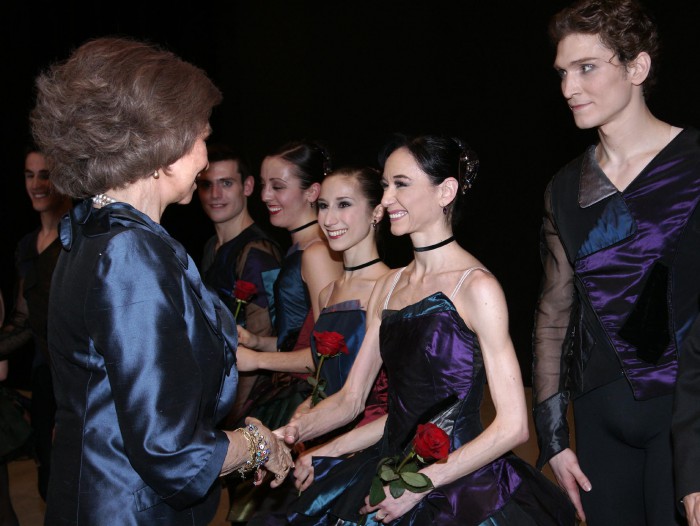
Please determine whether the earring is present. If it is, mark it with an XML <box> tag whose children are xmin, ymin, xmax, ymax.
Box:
<box><xmin>371</xmin><ymin>220</ymin><xmax>377</xmax><ymax>230</ymax></box>
<box><xmin>443</xmin><ymin>206</ymin><xmax>447</xmax><ymax>215</ymax></box>
<box><xmin>310</xmin><ymin>201</ymin><xmax>314</xmax><ymax>208</ymax></box>
<box><xmin>153</xmin><ymin>170</ymin><xmax>160</xmax><ymax>179</ymax></box>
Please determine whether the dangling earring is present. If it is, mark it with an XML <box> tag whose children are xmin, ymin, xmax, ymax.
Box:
<box><xmin>443</xmin><ymin>206</ymin><xmax>447</xmax><ymax>215</ymax></box>
<box><xmin>310</xmin><ymin>201</ymin><xmax>314</xmax><ymax>208</ymax></box>
<box><xmin>371</xmin><ymin>220</ymin><xmax>377</xmax><ymax>230</ymax></box>
<box><xmin>153</xmin><ymin>170</ymin><xmax>160</xmax><ymax>179</ymax></box>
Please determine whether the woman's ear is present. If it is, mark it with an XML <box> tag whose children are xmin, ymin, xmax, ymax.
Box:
<box><xmin>306</xmin><ymin>182</ymin><xmax>321</xmax><ymax>203</ymax></box>
<box><xmin>371</xmin><ymin>203</ymin><xmax>385</xmax><ymax>223</ymax></box>
<box><xmin>628</xmin><ymin>51</ymin><xmax>651</xmax><ymax>86</ymax></box>
<box><xmin>439</xmin><ymin>177</ymin><xmax>458</xmax><ymax>208</ymax></box>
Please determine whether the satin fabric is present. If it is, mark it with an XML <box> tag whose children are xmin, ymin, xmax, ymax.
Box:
<box><xmin>534</xmin><ymin>128</ymin><xmax>700</xmax><ymax>466</ymax></box>
<box><xmin>274</xmin><ymin>245</ymin><xmax>311</xmax><ymax>352</ymax></box>
<box><xmin>289</xmin><ymin>293</ymin><xmax>574</xmax><ymax>525</ymax></box>
<box><xmin>46</xmin><ymin>200</ymin><xmax>238</xmax><ymax>525</ymax></box>
<box><xmin>200</xmin><ymin>223</ymin><xmax>281</xmax><ymax>324</ymax></box>
<box><xmin>310</xmin><ymin>300</ymin><xmax>388</xmax><ymax>427</ymax></box>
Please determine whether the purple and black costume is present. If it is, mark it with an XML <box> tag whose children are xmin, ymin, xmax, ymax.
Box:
<box><xmin>289</xmin><ymin>276</ymin><xmax>574</xmax><ymax>525</ymax></box>
<box><xmin>533</xmin><ymin>128</ymin><xmax>700</xmax><ymax>523</ymax></box>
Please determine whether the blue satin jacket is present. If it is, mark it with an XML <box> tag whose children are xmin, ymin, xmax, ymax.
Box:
<box><xmin>46</xmin><ymin>200</ymin><xmax>238</xmax><ymax>525</ymax></box>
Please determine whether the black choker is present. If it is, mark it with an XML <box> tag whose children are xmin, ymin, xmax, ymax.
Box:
<box><xmin>289</xmin><ymin>220</ymin><xmax>318</xmax><ymax>234</ymax></box>
<box><xmin>344</xmin><ymin>258</ymin><xmax>381</xmax><ymax>272</ymax></box>
<box><xmin>413</xmin><ymin>236</ymin><xmax>455</xmax><ymax>252</ymax></box>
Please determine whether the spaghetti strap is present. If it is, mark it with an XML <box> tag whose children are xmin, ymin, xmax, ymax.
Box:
<box><xmin>383</xmin><ymin>267</ymin><xmax>406</xmax><ymax>310</ymax></box>
<box><xmin>449</xmin><ymin>267</ymin><xmax>489</xmax><ymax>300</ymax></box>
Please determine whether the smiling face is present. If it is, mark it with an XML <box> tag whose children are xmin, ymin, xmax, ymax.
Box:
<box><xmin>317</xmin><ymin>174</ymin><xmax>377</xmax><ymax>253</ymax></box>
<box><xmin>162</xmin><ymin>132</ymin><xmax>209</xmax><ymax>205</ymax></box>
<box><xmin>554</xmin><ymin>33</ymin><xmax>641</xmax><ymax>130</ymax></box>
<box><xmin>24</xmin><ymin>151</ymin><xmax>64</xmax><ymax>213</ymax></box>
<box><xmin>197</xmin><ymin>159</ymin><xmax>252</xmax><ymax>224</ymax></box>
<box><xmin>259</xmin><ymin>155</ymin><xmax>315</xmax><ymax>230</ymax></box>
<box><xmin>381</xmin><ymin>147</ymin><xmax>442</xmax><ymax>237</ymax></box>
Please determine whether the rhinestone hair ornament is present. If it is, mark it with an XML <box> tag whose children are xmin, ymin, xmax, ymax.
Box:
<box><xmin>312</xmin><ymin>142</ymin><xmax>332</xmax><ymax>177</ymax></box>
<box><xmin>453</xmin><ymin>138</ymin><xmax>479</xmax><ymax>195</ymax></box>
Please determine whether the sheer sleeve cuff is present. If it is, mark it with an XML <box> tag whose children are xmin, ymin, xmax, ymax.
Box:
<box><xmin>534</xmin><ymin>391</ymin><xmax>570</xmax><ymax>469</ymax></box>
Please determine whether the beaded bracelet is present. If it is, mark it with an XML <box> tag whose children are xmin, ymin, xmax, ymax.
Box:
<box><xmin>235</xmin><ymin>423</ymin><xmax>271</xmax><ymax>477</ymax></box>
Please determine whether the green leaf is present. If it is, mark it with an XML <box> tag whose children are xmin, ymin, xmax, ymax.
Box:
<box><xmin>378</xmin><ymin>456</ymin><xmax>399</xmax><ymax>468</ymax></box>
<box><xmin>400</xmin><ymin>472</ymin><xmax>433</xmax><ymax>490</ymax></box>
<box><xmin>306</xmin><ymin>377</ymin><xmax>318</xmax><ymax>387</ymax></box>
<box><xmin>379</xmin><ymin>464</ymin><xmax>398</xmax><ymax>482</ymax></box>
<box><xmin>401</xmin><ymin>461</ymin><xmax>419</xmax><ymax>473</ymax></box>
<box><xmin>389</xmin><ymin>480</ymin><xmax>406</xmax><ymax>499</ymax></box>
<box><xmin>369</xmin><ymin>476</ymin><xmax>386</xmax><ymax>506</ymax></box>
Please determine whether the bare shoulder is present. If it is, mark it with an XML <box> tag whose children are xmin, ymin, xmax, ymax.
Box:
<box><xmin>302</xmin><ymin>239</ymin><xmax>338</xmax><ymax>263</ymax></box>
<box><xmin>373</xmin><ymin>267</ymin><xmax>403</xmax><ymax>296</ymax></box>
<box><xmin>454</xmin><ymin>267</ymin><xmax>507</xmax><ymax>315</ymax></box>
<box><xmin>367</xmin><ymin>267</ymin><xmax>404</xmax><ymax>318</ymax></box>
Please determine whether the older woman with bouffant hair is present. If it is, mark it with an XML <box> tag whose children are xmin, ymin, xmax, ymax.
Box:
<box><xmin>31</xmin><ymin>37</ymin><xmax>292</xmax><ymax>525</ymax></box>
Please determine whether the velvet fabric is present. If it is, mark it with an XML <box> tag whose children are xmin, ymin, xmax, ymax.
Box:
<box><xmin>289</xmin><ymin>293</ymin><xmax>574</xmax><ymax>525</ymax></box>
<box><xmin>46</xmin><ymin>200</ymin><xmax>238</xmax><ymax>525</ymax></box>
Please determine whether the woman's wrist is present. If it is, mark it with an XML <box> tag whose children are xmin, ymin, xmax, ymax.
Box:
<box><xmin>228</xmin><ymin>423</ymin><xmax>270</xmax><ymax>478</ymax></box>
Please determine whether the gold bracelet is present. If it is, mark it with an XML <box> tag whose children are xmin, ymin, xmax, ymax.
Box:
<box><xmin>235</xmin><ymin>424</ymin><xmax>270</xmax><ymax>477</ymax></box>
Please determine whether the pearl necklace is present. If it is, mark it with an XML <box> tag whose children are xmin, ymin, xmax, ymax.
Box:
<box><xmin>92</xmin><ymin>194</ymin><xmax>118</xmax><ymax>208</ymax></box>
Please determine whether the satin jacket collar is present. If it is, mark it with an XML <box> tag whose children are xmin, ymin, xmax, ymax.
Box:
<box><xmin>59</xmin><ymin>199</ymin><xmax>189</xmax><ymax>269</ymax></box>
<box><xmin>578</xmin><ymin>145</ymin><xmax>618</xmax><ymax>209</ymax></box>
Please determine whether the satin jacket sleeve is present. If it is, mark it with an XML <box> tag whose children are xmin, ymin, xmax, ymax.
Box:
<box><xmin>532</xmin><ymin>182</ymin><xmax>575</xmax><ymax>468</ymax></box>
<box><xmin>83</xmin><ymin>227</ymin><xmax>231</xmax><ymax>510</ymax></box>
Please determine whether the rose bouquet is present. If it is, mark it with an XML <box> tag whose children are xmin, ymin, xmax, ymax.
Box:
<box><xmin>308</xmin><ymin>330</ymin><xmax>349</xmax><ymax>406</ymax></box>
<box><xmin>368</xmin><ymin>423</ymin><xmax>450</xmax><ymax>506</ymax></box>
<box><xmin>232</xmin><ymin>280</ymin><xmax>257</xmax><ymax>321</ymax></box>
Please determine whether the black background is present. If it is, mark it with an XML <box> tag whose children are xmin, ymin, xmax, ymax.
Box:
<box><xmin>2</xmin><ymin>1</ymin><xmax>699</xmax><ymax>384</ymax></box>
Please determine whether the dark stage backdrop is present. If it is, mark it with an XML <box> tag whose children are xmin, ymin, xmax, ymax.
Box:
<box><xmin>2</xmin><ymin>1</ymin><xmax>699</xmax><ymax>385</ymax></box>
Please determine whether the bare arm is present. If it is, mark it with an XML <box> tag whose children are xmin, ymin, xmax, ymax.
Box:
<box><xmin>280</xmin><ymin>271</ymin><xmax>393</xmax><ymax>444</ymax></box>
<box><xmin>424</xmin><ymin>273</ymin><xmax>528</xmax><ymax>486</ymax></box>
<box><xmin>360</xmin><ymin>272</ymin><xmax>530</xmax><ymax>521</ymax></box>
<box><xmin>237</xmin><ymin>326</ymin><xmax>277</xmax><ymax>353</ymax></box>
<box><xmin>294</xmin><ymin>414</ymin><xmax>388</xmax><ymax>492</ymax></box>
<box><xmin>236</xmin><ymin>344</ymin><xmax>314</xmax><ymax>373</ymax></box>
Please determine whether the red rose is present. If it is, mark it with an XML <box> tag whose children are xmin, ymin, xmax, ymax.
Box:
<box><xmin>313</xmin><ymin>331</ymin><xmax>349</xmax><ymax>358</ymax></box>
<box><xmin>413</xmin><ymin>423</ymin><xmax>450</xmax><ymax>461</ymax></box>
<box><xmin>233</xmin><ymin>280</ymin><xmax>257</xmax><ymax>302</ymax></box>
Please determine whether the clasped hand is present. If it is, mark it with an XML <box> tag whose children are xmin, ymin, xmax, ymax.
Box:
<box><xmin>256</xmin><ymin>418</ymin><xmax>294</xmax><ymax>488</ymax></box>
<box><xmin>226</xmin><ymin>417</ymin><xmax>293</xmax><ymax>488</ymax></box>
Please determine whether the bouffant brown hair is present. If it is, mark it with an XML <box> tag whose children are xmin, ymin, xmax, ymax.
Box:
<box><xmin>549</xmin><ymin>0</ymin><xmax>660</xmax><ymax>90</ymax></box>
<box><xmin>31</xmin><ymin>37</ymin><xmax>222</xmax><ymax>198</ymax></box>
